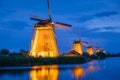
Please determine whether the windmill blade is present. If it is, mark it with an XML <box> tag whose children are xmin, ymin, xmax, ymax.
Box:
<box><xmin>54</xmin><ymin>22</ymin><xmax>71</xmax><ymax>30</ymax></box>
<box><xmin>47</xmin><ymin>0</ymin><xmax>52</xmax><ymax>21</ymax></box>
<box><xmin>78</xmin><ymin>29</ymin><xmax>81</xmax><ymax>41</ymax></box>
<box><xmin>30</xmin><ymin>13</ymin><xmax>48</xmax><ymax>21</ymax></box>
<box><xmin>81</xmin><ymin>41</ymin><xmax>88</xmax><ymax>44</ymax></box>
<box><xmin>30</xmin><ymin>17</ymin><xmax>42</xmax><ymax>21</ymax></box>
<box><xmin>55</xmin><ymin>22</ymin><xmax>71</xmax><ymax>27</ymax></box>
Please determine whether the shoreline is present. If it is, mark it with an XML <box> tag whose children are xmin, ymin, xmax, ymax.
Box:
<box><xmin>0</xmin><ymin>54</ymin><xmax>119</xmax><ymax>67</ymax></box>
<box><xmin>0</xmin><ymin>55</ymin><xmax>104</xmax><ymax>67</ymax></box>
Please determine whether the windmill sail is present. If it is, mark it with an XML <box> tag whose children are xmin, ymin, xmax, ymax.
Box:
<box><xmin>47</xmin><ymin>0</ymin><xmax>52</xmax><ymax>21</ymax></box>
<box><xmin>54</xmin><ymin>22</ymin><xmax>71</xmax><ymax>30</ymax></box>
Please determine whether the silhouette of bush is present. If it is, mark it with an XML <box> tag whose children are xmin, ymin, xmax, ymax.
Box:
<box><xmin>0</xmin><ymin>49</ymin><xmax>9</xmax><ymax>55</ymax></box>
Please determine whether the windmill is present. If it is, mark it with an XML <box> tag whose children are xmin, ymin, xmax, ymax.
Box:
<box><xmin>94</xmin><ymin>42</ymin><xmax>100</xmax><ymax>54</ymax></box>
<box><xmin>101</xmin><ymin>49</ymin><xmax>106</xmax><ymax>54</ymax></box>
<box><xmin>86</xmin><ymin>39</ymin><xmax>94</xmax><ymax>56</ymax></box>
<box><xmin>29</xmin><ymin>0</ymin><xmax>71</xmax><ymax>57</ymax></box>
<box><xmin>72</xmin><ymin>29</ymin><xmax>88</xmax><ymax>55</ymax></box>
<box><xmin>86</xmin><ymin>39</ymin><xmax>102</xmax><ymax>56</ymax></box>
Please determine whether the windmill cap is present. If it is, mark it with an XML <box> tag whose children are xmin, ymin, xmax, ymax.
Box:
<box><xmin>73</xmin><ymin>40</ymin><xmax>81</xmax><ymax>43</ymax></box>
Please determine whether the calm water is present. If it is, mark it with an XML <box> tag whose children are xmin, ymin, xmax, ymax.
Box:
<box><xmin>0</xmin><ymin>57</ymin><xmax>120</xmax><ymax>80</ymax></box>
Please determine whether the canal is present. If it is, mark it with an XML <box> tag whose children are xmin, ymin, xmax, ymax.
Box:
<box><xmin>0</xmin><ymin>57</ymin><xmax>120</xmax><ymax>80</ymax></box>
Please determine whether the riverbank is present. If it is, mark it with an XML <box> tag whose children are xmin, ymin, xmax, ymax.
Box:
<box><xmin>0</xmin><ymin>55</ymin><xmax>97</xmax><ymax>67</ymax></box>
<box><xmin>0</xmin><ymin>53</ymin><xmax>119</xmax><ymax>67</ymax></box>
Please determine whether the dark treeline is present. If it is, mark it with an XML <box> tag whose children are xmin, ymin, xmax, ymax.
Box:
<box><xmin>0</xmin><ymin>49</ymin><xmax>28</xmax><ymax>56</ymax></box>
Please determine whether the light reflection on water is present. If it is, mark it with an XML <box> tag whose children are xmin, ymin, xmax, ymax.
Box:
<box><xmin>29</xmin><ymin>65</ymin><xmax>59</xmax><ymax>80</ymax></box>
<box><xmin>0</xmin><ymin>57</ymin><xmax>120</xmax><ymax>80</ymax></box>
<box><xmin>71</xmin><ymin>61</ymin><xmax>100</xmax><ymax>80</ymax></box>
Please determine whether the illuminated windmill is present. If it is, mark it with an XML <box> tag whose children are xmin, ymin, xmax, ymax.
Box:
<box><xmin>86</xmin><ymin>39</ymin><xmax>94</xmax><ymax>56</ymax></box>
<box><xmin>93</xmin><ymin>42</ymin><xmax>107</xmax><ymax>55</ymax></box>
<box><xmin>94</xmin><ymin>43</ymin><xmax>100</xmax><ymax>54</ymax></box>
<box><xmin>95</xmin><ymin>48</ymin><xmax>100</xmax><ymax>53</ymax></box>
<box><xmin>29</xmin><ymin>0</ymin><xmax>71</xmax><ymax>57</ymax></box>
<box><xmin>101</xmin><ymin>49</ymin><xmax>106</xmax><ymax>54</ymax></box>
<box><xmin>72</xmin><ymin>30</ymin><xmax>88</xmax><ymax>55</ymax></box>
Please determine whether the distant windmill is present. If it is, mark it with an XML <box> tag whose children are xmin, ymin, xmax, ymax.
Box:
<box><xmin>94</xmin><ymin>42</ymin><xmax>100</xmax><ymax>54</ymax></box>
<box><xmin>101</xmin><ymin>49</ymin><xmax>107</xmax><ymax>54</ymax></box>
<box><xmin>93</xmin><ymin>42</ymin><xmax>107</xmax><ymax>55</ymax></box>
<box><xmin>86</xmin><ymin>39</ymin><xmax>94</xmax><ymax>56</ymax></box>
<box><xmin>72</xmin><ymin>29</ymin><xmax>88</xmax><ymax>55</ymax></box>
<box><xmin>29</xmin><ymin>0</ymin><xmax>71</xmax><ymax>57</ymax></box>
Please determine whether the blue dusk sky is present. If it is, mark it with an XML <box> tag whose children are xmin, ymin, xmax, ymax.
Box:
<box><xmin>0</xmin><ymin>0</ymin><xmax>120</xmax><ymax>53</ymax></box>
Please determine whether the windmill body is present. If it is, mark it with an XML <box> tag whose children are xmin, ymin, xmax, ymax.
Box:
<box><xmin>72</xmin><ymin>29</ymin><xmax>88</xmax><ymax>55</ymax></box>
<box><xmin>29</xmin><ymin>22</ymin><xmax>59</xmax><ymax>57</ymax></box>
<box><xmin>72</xmin><ymin>41</ymin><xmax>83</xmax><ymax>55</ymax></box>
<box><xmin>86</xmin><ymin>39</ymin><xmax>94</xmax><ymax>56</ymax></box>
<box><xmin>96</xmin><ymin>48</ymin><xmax>100</xmax><ymax>53</ymax></box>
<box><xmin>95</xmin><ymin>47</ymin><xmax>100</xmax><ymax>54</ymax></box>
<box><xmin>94</xmin><ymin>43</ymin><xmax>100</xmax><ymax>54</ymax></box>
<box><xmin>87</xmin><ymin>46</ymin><xmax>94</xmax><ymax>56</ymax></box>
<box><xmin>102</xmin><ymin>49</ymin><xmax>106</xmax><ymax>54</ymax></box>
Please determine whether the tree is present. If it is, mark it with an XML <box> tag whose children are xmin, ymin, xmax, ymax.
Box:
<box><xmin>19</xmin><ymin>49</ymin><xmax>28</xmax><ymax>56</ymax></box>
<box><xmin>0</xmin><ymin>49</ymin><xmax>9</xmax><ymax>55</ymax></box>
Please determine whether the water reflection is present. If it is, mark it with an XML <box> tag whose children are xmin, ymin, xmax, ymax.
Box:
<box><xmin>72</xmin><ymin>66</ymin><xmax>83</xmax><ymax>80</ymax></box>
<box><xmin>29</xmin><ymin>61</ymin><xmax>100</xmax><ymax>80</ymax></box>
<box><xmin>0</xmin><ymin>58</ymin><xmax>115</xmax><ymax>80</ymax></box>
<box><xmin>71</xmin><ymin>61</ymin><xmax>100</xmax><ymax>80</ymax></box>
<box><xmin>29</xmin><ymin>65</ymin><xmax>59</xmax><ymax>80</ymax></box>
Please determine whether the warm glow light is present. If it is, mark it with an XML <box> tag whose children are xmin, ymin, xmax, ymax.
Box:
<box><xmin>102</xmin><ymin>50</ymin><xmax>106</xmax><ymax>54</ymax></box>
<box><xmin>72</xmin><ymin>41</ymin><xmax>83</xmax><ymax>55</ymax></box>
<box><xmin>72</xmin><ymin>66</ymin><xmax>83</xmax><ymax>79</ymax></box>
<box><xmin>87</xmin><ymin>46</ymin><xmax>94</xmax><ymax>55</ymax></box>
<box><xmin>29</xmin><ymin>23</ymin><xmax>59</xmax><ymax>57</ymax></box>
<box><xmin>30</xmin><ymin>51</ymin><xmax>55</xmax><ymax>57</ymax></box>
<box><xmin>30</xmin><ymin>65</ymin><xmax>59</xmax><ymax>80</ymax></box>
<box><xmin>88</xmin><ymin>65</ymin><xmax>94</xmax><ymax>71</ymax></box>
<box><xmin>87</xmin><ymin>61</ymin><xmax>100</xmax><ymax>72</ymax></box>
<box><xmin>96</xmin><ymin>49</ymin><xmax>100</xmax><ymax>53</ymax></box>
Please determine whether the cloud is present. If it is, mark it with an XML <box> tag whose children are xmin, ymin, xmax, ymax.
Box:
<box><xmin>81</xmin><ymin>12</ymin><xmax>120</xmax><ymax>33</ymax></box>
<box><xmin>103</xmin><ymin>26</ymin><xmax>120</xmax><ymax>30</ymax></box>
<box><xmin>94</xmin><ymin>11</ymin><xmax>118</xmax><ymax>18</ymax></box>
<box><xmin>90</xmin><ymin>26</ymin><xmax>120</xmax><ymax>33</ymax></box>
<box><xmin>76</xmin><ymin>11</ymin><xmax>119</xmax><ymax>22</ymax></box>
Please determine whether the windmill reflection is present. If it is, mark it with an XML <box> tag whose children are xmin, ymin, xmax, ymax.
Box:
<box><xmin>29</xmin><ymin>65</ymin><xmax>59</xmax><ymax>80</ymax></box>
<box><xmin>72</xmin><ymin>61</ymin><xmax>100</xmax><ymax>80</ymax></box>
<box><xmin>72</xmin><ymin>66</ymin><xmax>83</xmax><ymax>80</ymax></box>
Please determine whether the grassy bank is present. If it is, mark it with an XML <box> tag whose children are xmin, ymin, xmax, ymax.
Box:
<box><xmin>0</xmin><ymin>52</ymin><xmax>119</xmax><ymax>67</ymax></box>
<box><xmin>0</xmin><ymin>55</ymin><xmax>94</xmax><ymax>67</ymax></box>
